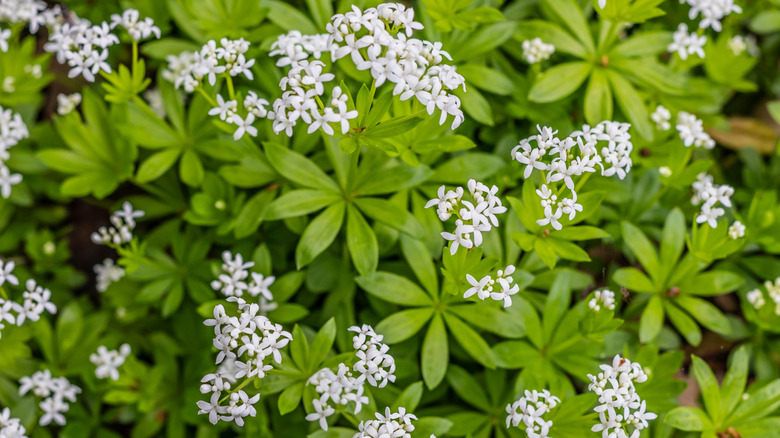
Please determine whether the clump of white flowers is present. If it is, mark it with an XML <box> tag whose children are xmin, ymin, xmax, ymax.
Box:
<box><xmin>269</xmin><ymin>31</ymin><xmax>331</xmax><ymax>67</ymax></box>
<box><xmin>505</xmin><ymin>389</ymin><xmax>560</xmax><ymax>438</ymax></box>
<box><xmin>511</xmin><ymin>122</ymin><xmax>633</xmax><ymax>231</ymax></box>
<box><xmin>659</xmin><ymin>166</ymin><xmax>672</xmax><ymax>178</ymax></box>
<box><xmin>90</xmin><ymin>344</ymin><xmax>131</xmax><ymax>381</ymax></box>
<box><xmin>18</xmin><ymin>370</ymin><xmax>81</xmax><ymax>426</ymax></box>
<box><xmin>354</xmin><ymin>407</ymin><xmax>427</xmax><ymax>438</ymax></box>
<box><xmin>682</xmin><ymin>0</ymin><xmax>742</xmax><ymax>31</ymax></box>
<box><xmin>588</xmin><ymin>355</ymin><xmax>656</xmax><ymax>438</ymax></box>
<box><xmin>746</xmin><ymin>278</ymin><xmax>780</xmax><ymax>314</ymax></box>
<box><xmin>109</xmin><ymin>9</ymin><xmax>160</xmax><ymax>41</ymax></box>
<box><xmin>0</xmin><ymin>0</ymin><xmax>49</xmax><ymax>29</ymax></box>
<box><xmin>43</xmin><ymin>8</ymin><xmax>159</xmax><ymax>82</ymax></box>
<box><xmin>728</xmin><ymin>220</ymin><xmax>745</xmax><ymax>239</ymax></box>
<box><xmin>0</xmin><ymin>28</ymin><xmax>9</xmax><ymax>53</ymax></box>
<box><xmin>465</xmin><ymin>265</ymin><xmax>519</xmax><ymax>307</ymax></box>
<box><xmin>0</xmin><ymin>105</ymin><xmax>29</xmax><ymax>199</ymax></box>
<box><xmin>198</xmin><ymin>297</ymin><xmax>292</xmax><ymax>425</ymax></box>
<box><xmin>668</xmin><ymin>24</ymin><xmax>707</xmax><ymax>60</ymax></box>
<box><xmin>94</xmin><ymin>258</ymin><xmax>125</xmax><ymax>292</ymax></box>
<box><xmin>589</xmin><ymin>289</ymin><xmax>616</xmax><ymax>311</ymax></box>
<box><xmin>0</xmin><ymin>260</ymin><xmax>57</xmax><ymax>340</ymax></box>
<box><xmin>56</xmin><ymin>92</ymin><xmax>82</xmax><ymax>116</ymax></box>
<box><xmin>327</xmin><ymin>4</ymin><xmax>465</xmax><ymax>129</ymax></box>
<box><xmin>306</xmin><ymin>325</ymin><xmax>397</xmax><ymax>431</ymax></box>
<box><xmin>0</xmin><ymin>407</ymin><xmax>26</xmax><ymax>438</ymax></box>
<box><xmin>650</xmin><ymin>105</ymin><xmax>671</xmax><ymax>131</ymax></box>
<box><xmin>164</xmin><ymin>39</ymin><xmax>268</xmax><ymax>141</ymax></box>
<box><xmin>692</xmin><ymin>172</ymin><xmax>733</xmax><ymax>228</ymax></box>
<box><xmin>90</xmin><ymin>202</ymin><xmax>145</xmax><ymax>247</ymax></box>
<box><xmin>425</xmin><ymin>179</ymin><xmax>507</xmax><ymax>255</ymax></box>
<box><xmin>521</xmin><ymin>38</ymin><xmax>555</xmax><ymax>64</ymax></box>
<box><xmin>676</xmin><ymin>111</ymin><xmax>715</xmax><ymax>149</ymax></box>
<box><xmin>728</xmin><ymin>35</ymin><xmax>759</xmax><ymax>57</ymax></box>
<box><xmin>210</xmin><ymin>251</ymin><xmax>276</xmax><ymax>314</ymax></box>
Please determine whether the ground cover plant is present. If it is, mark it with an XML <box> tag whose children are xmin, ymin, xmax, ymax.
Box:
<box><xmin>0</xmin><ymin>0</ymin><xmax>779</xmax><ymax>437</ymax></box>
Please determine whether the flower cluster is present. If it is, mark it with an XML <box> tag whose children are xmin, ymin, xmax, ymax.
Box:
<box><xmin>306</xmin><ymin>325</ymin><xmax>396</xmax><ymax>431</ymax></box>
<box><xmin>0</xmin><ymin>105</ymin><xmax>28</xmax><ymax>199</ymax></box>
<box><xmin>676</xmin><ymin>111</ymin><xmax>715</xmax><ymax>149</ymax></box>
<box><xmin>682</xmin><ymin>0</ymin><xmax>742</xmax><ymax>31</ymax></box>
<box><xmin>210</xmin><ymin>251</ymin><xmax>276</xmax><ymax>314</ymax></box>
<box><xmin>269</xmin><ymin>31</ymin><xmax>331</xmax><ymax>67</ymax></box>
<box><xmin>728</xmin><ymin>35</ymin><xmax>759</xmax><ymax>57</ymax></box>
<box><xmin>266</xmin><ymin>59</ymin><xmax>353</xmax><ymax>137</ymax></box>
<box><xmin>0</xmin><ymin>260</ymin><xmax>56</xmax><ymax>340</ymax></box>
<box><xmin>668</xmin><ymin>24</ymin><xmax>707</xmax><ymax>60</ymax></box>
<box><xmin>728</xmin><ymin>220</ymin><xmax>745</xmax><ymax>239</ymax></box>
<box><xmin>588</xmin><ymin>355</ymin><xmax>656</xmax><ymax>438</ymax></box>
<box><xmin>0</xmin><ymin>407</ymin><xmax>26</xmax><ymax>438</ymax></box>
<box><xmin>650</xmin><ymin>105</ymin><xmax>671</xmax><ymax>131</ymax></box>
<box><xmin>465</xmin><ymin>265</ymin><xmax>520</xmax><ymax>307</ymax></box>
<box><xmin>746</xmin><ymin>277</ymin><xmax>780</xmax><ymax>314</ymax></box>
<box><xmin>354</xmin><ymin>407</ymin><xmax>425</xmax><ymax>438</ymax></box>
<box><xmin>18</xmin><ymin>370</ymin><xmax>81</xmax><ymax>426</ymax></box>
<box><xmin>692</xmin><ymin>172</ymin><xmax>733</xmax><ymax>228</ymax></box>
<box><xmin>521</xmin><ymin>38</ymin><xmax>555</xmax><ymax>64</ymax></box>
<box><xmin>511</xmin><ymin>122</ymin><xmax>633</xmax><ymax>230</ymax></box>
<box><xmin>90</xmin><ymin>344</ymin><xmax>131</xmax><ymax>381</ymax></box>
<box><xmin>589</xmin><ymin>289</ymin><xmax>616</xmax><ymax>312</ymax></box>
<box><xmin>94</xmin><ymin>258</ymin><xmax>125</xmax><ymax>293</ymax></box>
<box><xmin>0</xmin><ymin>0</ymin><xmax>47</xmax><ymax>29</ymax></box>
<box><xmin>109</xmin><ymin>9</ymin><xmax>160</xmax><ymax>41</ymax></box>
<box><xmin>90</xmin><ymin>202</ymin><xmax>145</xmax><ymax>246</ymax></box>
<box><xmin>164</xmin><ymin>38</ymin><xmax>268</xmax><ymax>141</ymax></box>
<box><xmin>505</xmin><ymin>389</ymin><xmax>560</xmax><ymax>438</ymax></box>
<box><xmin>56</xmin><ymin>92</ymin><xmax>82</xmax><ymax>116</ymax></box>
<box><xmin>198</xmin><ymin>297</ymin><xmax>292</xmax><ymax>425</ymax></box>
<box><xmin>326</xmin><ymin>3</ymin><xmax>465</xmax><ymax>129</ymax></box>
<box><xmin>425</xmin><ymin>179</ymin><xmax>507</xmax><ymax>255</ymax></box>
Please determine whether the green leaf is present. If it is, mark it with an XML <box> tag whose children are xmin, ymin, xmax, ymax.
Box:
<box><xmin>446</xmin><ymin>365</ymin><xmax>490</xmax><ymax>410</ymax></box>
<box><xmin>611</xmin><ymin>31</ymin><xmax>672</xmax><ymax>57</ymax></box>
<box><xmin>278</xmin><ymin>382</ymin><xmax>304</xmax><ymax>416</ymax></box>
<box><xmin>422</xmin><ymin>314</ymin><xmax>449</xmax><ymax>389</ymax></box>
<box><xmin>376</xmin><ymin>308</ymin><xmax>434</xmax><ymax>344</ymax></box>
<box><xmin>355</xmin><ymin>271</ymin><xmax>433</xmax><ymax>306</ymax></box>
<box><xmin>308</xmin><ymin>318</ymin><xmax>336</xmax><ymax>369</ymax></box>
<box><xmin>529</xmin><ymin>61</ymin><xmax>592</xmax><ymax>103</ymax></box>
<box><xmin>266</xmin><ymin>0</ymin><xmax>318</xmax><ymax>34</ymax></box>
<box><xmin>675</xmin><ymin>295</ymin><xmax>731</xmax><ymax>335</ymax></box>
<box><xmin>607</xmin><ymin>70</ymin><xmax>653</xmax><ymax>140</ymax></box>
<box><xmin>729</xmin><ymin>380</ymin><xmax>780</xmax><ymax>424</ymax></box>
<box><xmin>553</xmin><ymin>226</ymin><xmax>610</xmax><ymax>241</ymax></box>
<box><xmin>543</xmin><ymin>0</ymin><xmax>595</xmax><ymax>52</ymax></box>
<box><xmin>679</xmin><ymin>271</ymin><xmax>744</xmax><ymax>296</ymax></box>
<box><xmin>400</xmin><ymin>235</ymin><xmax>439</xmax><ymax>297</ymax></box>
<box><xmin>291</xmin><ymin>325</ymin><xmax>309</xmax><ymax>369</ymax></box>
<box><xmin>234</xmin><ymin>190</ymin><xmax>274</xmax><ymax>239</ymax></box>
<box><xmin>346</xmin><ymin>205</ymin><xmax>378</xmax><ymax>276</ymax></box>
<box><xmin>354</xmin><ymin>197</ymin><xmax>425</xmax><ymax>238</ymax></box>
<box><xmin>639</xmin><ymin>295</ymin><xmax>664</xmax><ymax>343</ymax></box>
<box><xmin>392</xmin><ymin>381</ymin><xmax>424</xmax><ymax>412</ymax></box>
<box><xmin>265</xmin><ymin>190</ymin><xmax>340</xmax><ymax>220</ymax></box>
<box><xmin>584</xmin><ymin>68</ymin><xmax>613</xmax><ymax>125</ymax></box>
<box><xmin>161</xmin><ymin>282</ymin><xmax>184</xmax><ymax>317</ymax></box>
<box><xmin>443</xmin><ymin>313</ymin><xmax>496</xmax><ymax>369</ymax></box>
<box><xmin>548</xmin><ymin>238</ymin><xmax>591</xmax><ymax>262</ymax></box>
<box><xmin>514</xmin><ymin>20</ymin><xmax>589</xmax><ymax>58</ymax></box>
<box><xmin>431</xmin><ymin>153</ymin><xmax>504</xmax><ymax>183</ymax></box>
<box><xmin>691</xmin><ymin>355</ymin><xmax>722</xmax><ymax>423</ymax></box>
<box><xmin>179</xmin><ymin>149</ymin><xmax>204</xmax><ymax>187</ymax></box>
<box><xmin>659</xmin><ymin>208</ymin><xmax>685</xmax><ymax>283</ymax></box>
<box><xmin>455</xmin><ymin>86</ymin><xmax>494</xmax><ymax>126</ymax></box>
<box><xmin>449</xmin><ymin>21</ymin><xmax>517</xmax><ymax>60</ymax></box>
<box><xmin>295</xmin><ymin>202</ymin><xmax>346</xmax><ymax>269</ymax></box>
<box><xmin>665</xmin><ymin>407</ymin><xmax>711</xmax><ymax>431</ymax></box>
<box><xmin>750</xmin><ymin>10</ymin><xmax>780</xmax><ymax>34</ymax></box>
<box><xmin>665</xmin><ymin>301</ymin><xmax>702</xmax><ymax>346</ymax></box>
<box><xmin>448</xmin><ymin>304</ymin><xmax>524</xmax><ymax>339</ymax></box>
<box><xmin>534</xmin><ymin>238</ymin><xmax>558</xmax><ymax>269</ymax></box>
<box><xmin>136</xmin><ymin>149</ymin><xmax>181</xmax><ymax>183</ymax></box>
<box><xmin>721</xmin><ymin>345</ymin><xmax>749</xmax><ymax>415</ymax></box>
<box><xmin>365</xmin><ymin>114</ymin><xmax>424</xmax><ymax>138</ymax></box>
<box><xmin>456</xmin><ymin>65</ymin><xmax>515</xmax><ymax>95</ymax></box>
<box><xmin>621</xmin><ymin>221</ymin><xmax>660</xmax><ymax>283</ymax></box>
<box><xmin>264</xmin><ymin>143</ymin><xmax>340</xmax><ymax>193</ymax></box>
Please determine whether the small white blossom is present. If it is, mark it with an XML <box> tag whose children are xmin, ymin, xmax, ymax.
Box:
<box><xmin>91</xmin><ymin>202</ymin><xmax>144</xmax><ymax>246</ymax></box>
<box><xmin>668</xmin><ymin>24</ymin><xmax>707</xmax><ymax>60</ymax></box>
<box><xmin>505</xmin><ymin>389</ymin><xmax>560</xmax><ymax>438</ymax></box>
<box><xmin>354</xmin><ymin>407</ymin><xmax>421</xmax><ymax>438</ymax></box>
<box><xmin>56</xmin><ymin>93</ymin><xmax>82</xmax><ymax>116</ymax></box>
<box><xmin>588</xmin><ymin>356</ymin><xmax>656</xmax><ymax>438</ymax></box>
<box><xmin>659</xmin><ymin>167</ymin><xmax>672</xmax><ymax>177</ymax></box>
<box><xmin>728</xmin><ymin>221</ymin><xmax>745</xmax><ymax>239</ymax></box>
<box><xmin>682</xmin><ymin>0</ymin><xmax>742</xmax><ymax>31</ymax></box>
<box><xmin>110</xmin><ymin>9</ymin><xmax>160</xmax><ymax>41</ymax></box>
<box><xmin>650</xmin><ymin>105</ymin><xmax>671</xmax><ymax>131</ymax></box>
<box><xmin>90</xmin><ymin>344</ymin><xmax>131</xmax><ymax>380</ymax></box>
<box><xmin>0</xmin><ymin>407</ymin><xmax>26</xmax><ymax>438</ymax></box>
<box><xmin>589</xmin><ymin>289</ymin><xmax>616</xmax><ymax>311</ymax></box>
<box><xmin>18</xmin><ymin>370</ymin><xmax>81</xmax><ymax>426</ymax></box>
<box><xmin>676</xmin><ymin>111</ymin><xmax>715</xmax><ymax>149</ymax></box>
<box><xmin>746</xmin><ymin>289</ymin><xmax>765</xmax><ymax>310</ymax></box>
<box><xmin>692</xmin><ymin>173</ymin><xmax>733</xmax><ymax>229</ymax></box>
<box><xmin>728</xmin><ymin>35</ymin><xmax>759</xmax><ymax>57</ymax></box>
<box><xmin>521</xmin><ymin>38</ymin><xmax>555</xmax><ymax>63</ymax></box>
<box><xmin>94</xmin><ymin>258</ymin><xmax>125</xmax><ymax>292</ymax></box>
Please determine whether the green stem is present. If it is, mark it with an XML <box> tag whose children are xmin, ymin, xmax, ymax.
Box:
<box><xmin>132</xmin><ymin>41</ymin><xmax>138</xmax><ymax>76</ymax></box>
<box><xmin>0</xmin><ymin>287</ymin><xmax>8</xmax><ymax>301</ymax></box>
<box><xmin>195</xmin><ymin>87</ymin><xmax>219</xmax><ymax>108</ymax></box>
<box><xmin>573</xmin><ymin>172</ymin><xmax>592</xmax><ymax>193</ymax></box>
<box><xmin>225</xmin><ymin>74</ymin><xmax>235</xmax><ymax>101</ymax></box>
<box><xmin>219</xmin><ymin>376</ymin><xmax>256</xmax><ymax>404</ymax></box>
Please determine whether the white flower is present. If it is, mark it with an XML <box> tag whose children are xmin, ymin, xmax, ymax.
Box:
<box><xmin>354</xmin><ymin>407</ymin><xmax>421</xmax><ymax>438</ymax></box>
<box><xmin>0</xmin><ymin>259</ymin><xmax>18</xmax><ymax>287</ymax></box>
<box><xmin>208</xmin><ymin>95</ymin><xmax>237</xmax><ymax>121</ymax></box>
<box><xmin>441</xmin><ymin>219</ymin><xmax>475</xmax><ymax>255</ymax></box>
<box><xmin>728</xmin><ymin>221</ymin><xmax>745</xmax><ymax>239</ymax></box>
<box><xmin>682</xmin><ymin>0</ymin><xmax>742</xmax><ymax>31</ymax></box>
<box><xmin>668</xmin><ymin>24</ymin><xmax>707</xmax><ymax>60</ymax></box>
<box><xmin>91</xmin><ymin>202</ymin><xmax>144</xmax><ymax>246</ymax></box>
<box><xmin>650</xmin><ymin>105</ymin><xmax>671</xmax><ymax>131</ymax></box>
<box><xmin>747</xmin><ymin>289</ymin><xmax>765</xmax><ymax>310</ymax></box>
<box><xmin>90</xmin><ymin>344</ymin><xmax>131</xmax><ymax>380</ymax></box>
<box><xmin>659</xmin><ymin>166</ymin><xmax>672</xmax><ymax>177</ymax></box>
<box><xmin>232</xmin><ymin>114</ymin><xmax>258</xmax><ymax>140</ymax></box>
<box><xmin>505</xmin><ymin>389</ymin><xmax>560</xmax><ymax>438</ymax></box>
<box><xmin>0</xmin><ymin>28</ymin><xmax>10</xmax><ymax>53</ymax></box>
<box><xmin>94</xmin><ymin>258</ymin><xmax>125</xmax><ymax>292</ymax></box>
<box><xmin>56</xmin><ymin>93</ymin><xmax>82</xmax><ymax>116</ymax></box>
<box><xmin>589</xmin><ymin>289</ymin><xmax>616</xmax><ymax>311</ymax></box>
<box><xmin>588</xmin><ymin>356</ymin><xmax>654</xmax><ymax>438</ymax></box>
<box><xmin>676</xmin><ymin>112</ymin><xmax>714</xmax><ymax>149</ymax></box>
<box><xmin>521</xmin><ymin>38</ymin><xmax>555</xmax><ymax>63</ymax></box>
<box><xmin>305</xmin><ymin>398</ymin><xmax>335</xmax><ymax>431</ymax></box>
<box><xmin>18</xmin><ymin>370</ymin><xmax>80</xmax><ymax>427</ymax></box>
<box><xmin>0</xmin><ymin>165</ymin><xmax>21</xmax><ymax>199</ymax></box>
<box><xmin>728</xmin><ymin>35</ymin><xmax>759</xmax><ymax>57</ymax></box>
